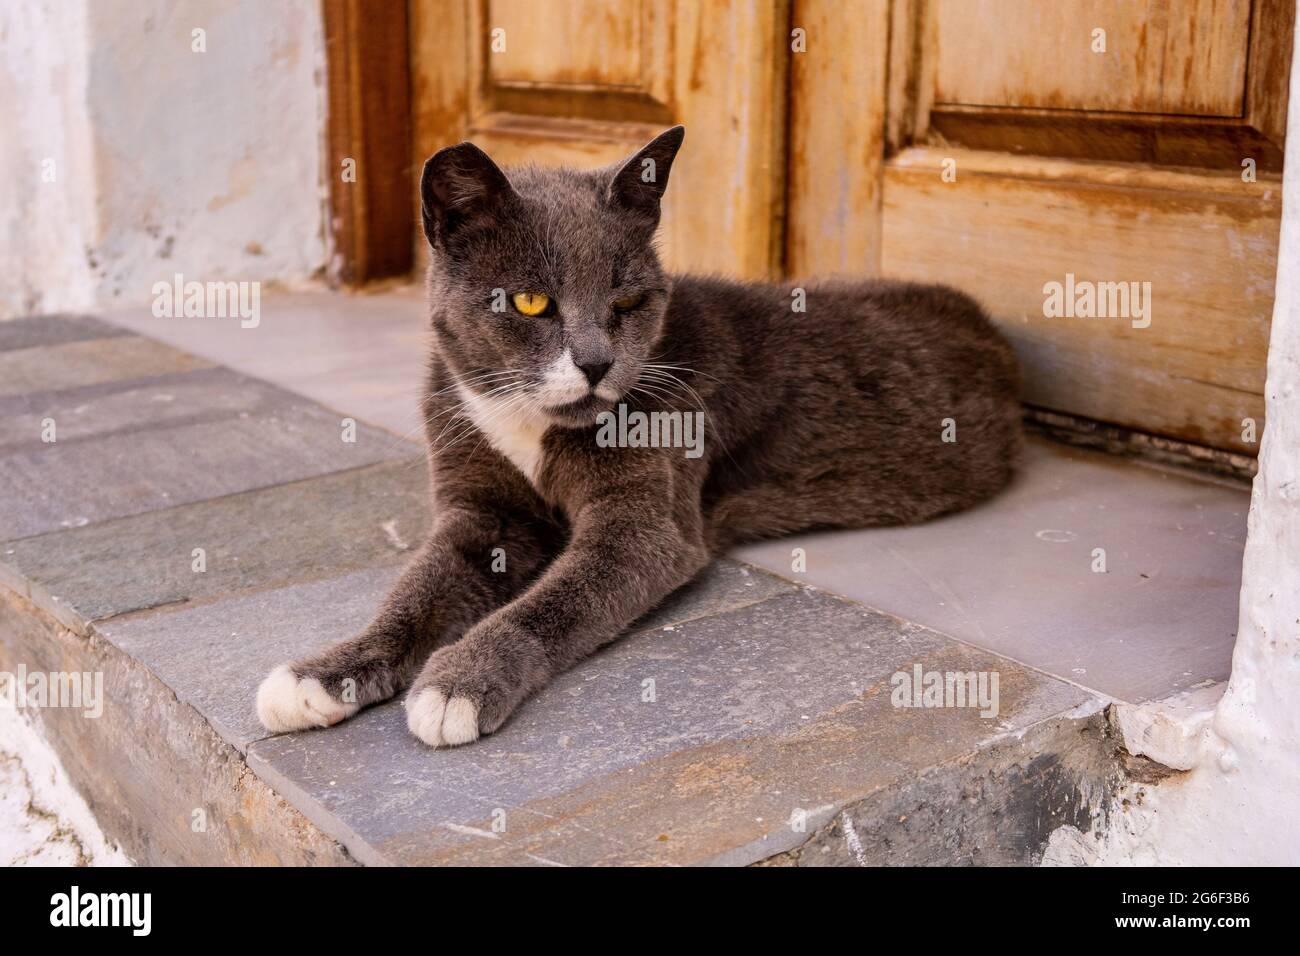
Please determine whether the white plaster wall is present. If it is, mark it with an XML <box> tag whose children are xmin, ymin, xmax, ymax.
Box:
<box><xmin>0</xmin><ymin>0</ymin><xmax>327</xmax><ymax>320</ymax></box>
<box><xmin>1069</xmin><ymin>15</ymin><xmax>1300</xmax><ymax>865</ymax></box>
<box><xmin>0</xmin><ymin>0</ymin><xmax>99</xmax><ymax>318</ymax></box>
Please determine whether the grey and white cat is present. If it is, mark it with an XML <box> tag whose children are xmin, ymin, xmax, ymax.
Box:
<box><xmin>256</xmin><ymin>126</ymin><xmax>1022</xmax><ymax>747</ymax></box>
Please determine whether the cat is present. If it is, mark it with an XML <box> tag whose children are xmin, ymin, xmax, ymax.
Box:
<box><xmin>256</xmin><ymin>126</ymin><xmax>1023</xmax><ymax>747</ymax></box>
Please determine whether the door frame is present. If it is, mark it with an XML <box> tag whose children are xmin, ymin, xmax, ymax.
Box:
<box><xmin>322</xmin><ymin>0</ymin><xmax>414</xmax><ymax>286</ymax></box>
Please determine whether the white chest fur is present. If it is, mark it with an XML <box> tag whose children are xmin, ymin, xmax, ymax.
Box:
<box><xmin>451</xmin><ymin>351</ymin><xmax>591</xmax><ymax>487</ymax></box>
<box><xmin>454</xmin><ymin>381</ymin><xmax>550</xmax><ymax>485</ymax></box>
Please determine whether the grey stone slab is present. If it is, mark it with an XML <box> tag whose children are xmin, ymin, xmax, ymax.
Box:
<box><xmin>0</xmin><ymin>365</ymin><xmax>352</xmax><ymax>454</ymax></box>
<box><xmin>0</xmin><ymin>314</ymin><xmax>131</xmax><ymax>352</ymax></box>
<box><xmin>0</xmin><ymin>389</ymin><xmax>416</xmax><ymax>541</ymax></box>
<box><xmin>99</xmin><ymin>566</ymin><xmax>406</xmax><ymax>751</ymax></box>
<box><xmin>2</xmin><ymin>459</ymin><xmax>430</xmax><ymax>627</ymax></box>
<box><xmin>0</xmin><ymin>335</ymin><xmax>214</xmax><ymax>398</ymax></box>
<box><xmin>0</xmin><ymin>584</ymin><xmax>352</xmax><ymax>866</ymax></box>
<box><xmin>735</xmin><ymin>438</ymin><xmax>1249</xmax><ymax>703</ymax></box>
<box><xmin>94</xmin><ymin>557</ymin><xmax>792</xmax><ymax>753</ymax></box>
<box><xmin>766</xmin><ymin>700</ymin><xmax>1116</xmax><ymax>866</ymax></box>
<box><xmin>246</xmin><ymin>587</ymin><xmax>1089</xmax><ymax>866</ymax></box>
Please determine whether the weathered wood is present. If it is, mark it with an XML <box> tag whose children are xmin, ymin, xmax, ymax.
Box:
<box><xmin>323</xmin><ymin>0</ymin><xmax>414</xmax><ymax>286</ymax></box>
<box><xmin>410</xmin><ymin>0</ymin><xmax>472</xmax><ymax>277</ymax></box>
<box><xmin>933</xmin><ymin>0</ymin><xmax>1251</xmax><ymax>115</ymax></box>
<box><xmin>409</xmin><ymin>0</ymin><xmax>788</xmax><ymax>279</ymax></box>
<box><xmin>1245</xmin><ymin>0</ymin><xmax>1297</xmax><ymax>151</ymax></box>
<box><xmin>882</xmin><ymin>148</ymin><xmax>1279</xmax><ymax>454</ymax></box>
<box><xmin>786</xmin><ymin>0</ymin><xmax>890</xmax><ymax>277</ymax></box>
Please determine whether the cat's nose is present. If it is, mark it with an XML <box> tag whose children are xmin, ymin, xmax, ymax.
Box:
<box><xmin>577</xmin><ymin>360</ymin><xmax>612</xmax><ymax>388</ymax></box>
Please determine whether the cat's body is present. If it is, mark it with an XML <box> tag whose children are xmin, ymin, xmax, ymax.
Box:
<box><xmin>431</xmin><ymin>273</ymin><xmax>1020</xmax><ymax>549</ymax></box>
<box><xmin>257</xmin><ymin>128</ymin><xmax>1022</xmax><ymax>746</ymax></box>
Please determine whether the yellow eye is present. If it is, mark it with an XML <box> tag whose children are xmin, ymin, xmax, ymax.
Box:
<box><xmin>613</xmin><ymin>292</ymin><xmax>644</xmax><ymax>312</ymax></box>
<box><xmin>511</xmin><ymin>292</ymin><xmax>551</xmax><ymax>317</ymax></box>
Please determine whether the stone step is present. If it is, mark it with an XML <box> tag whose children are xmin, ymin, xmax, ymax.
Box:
<box><xmin>0</xmin><ymin>312</ymin><xmax>1145</xmax><ymax>865</ymax></box>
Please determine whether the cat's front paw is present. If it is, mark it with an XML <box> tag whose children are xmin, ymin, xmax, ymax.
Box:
<box><xmin>405</xmin><ymin>687</ymin><xmax>482</xmax><ymax>747</ymax></box>
<box><xmin>404</xmin><ymin>634</ymin><xmax>545</xmax><ymax>748</ymax></box>
<box><xmin>256</xmin><ymin>664</ymin><xmax>359</xmax><ymax>732</ymax></box>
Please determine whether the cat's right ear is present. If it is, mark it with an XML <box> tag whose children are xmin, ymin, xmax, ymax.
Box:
<box><xmin>607</xmin><ymin>125</ymin><xmax>684</xmax><ymax>228</ymax></box>
<box><xmin>420</xmin><ymin>142</ymin><xmax>515</xmax><ymax>249</ymax></box>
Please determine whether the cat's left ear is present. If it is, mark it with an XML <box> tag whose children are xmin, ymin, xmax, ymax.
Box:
<box><xmin>607</xmin><ymin>125</ymin><xmax>685</xmax><ymax>227</ymax></box>
<box><xmin>420</xmin><ymin>141</ymin><xmax>516</xmax><ymax>249</ymax></box>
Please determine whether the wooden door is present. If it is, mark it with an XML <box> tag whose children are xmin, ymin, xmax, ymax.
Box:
<box><xmin>790</xmin><ymin>0</ymin><xmax>1293</xmax><ymax>456</ymax></box>
<box><xmin>410</xmin><ymin>0</ymin><xmax>789</xmax><ymax>279</ymax></box>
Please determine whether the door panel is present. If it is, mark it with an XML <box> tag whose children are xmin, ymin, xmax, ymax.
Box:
<box><xmin>934</xmin><ymin>0</ymin><xmax>1251</xmax><ymax>116</ymax></box>
<box><xmin>882</xmin><ymin>148</ymin><xmax>1277</xmax><ymax>453</ymax></box>
<box><xmin>488</xmin><ymin>0</ymin><xmax>644</xmax><ymax>88</ymax></box>
<box><xmin>790</xmin><ymin>0</ymin><xmax>1292</xmax><ymax>454</ymax></box>
<box><xmin>411</xmin><ymin>0</ymin><xmax>788</xmax><ymax>279</ymax></box>
<box><xmin>923</xmin><ymin>0</ymin><xmax>1291</xmax><ymax>171</ymax></box>
<box><xmin>787</xmin><ymin>0</ymin><xmax>890</xmax><ymax>278</ymax></box>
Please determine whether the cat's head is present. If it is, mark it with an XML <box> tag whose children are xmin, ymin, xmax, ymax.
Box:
<box><xmin>420</xmin><ymin>127</ymin><xmax>684</xmax><ymax>428</ymax></box>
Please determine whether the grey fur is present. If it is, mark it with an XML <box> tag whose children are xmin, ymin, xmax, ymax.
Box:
<box><xmin>256</xmin><ymin>126</ymin><xmax>1022</xmax><ymax>746</ymax></box>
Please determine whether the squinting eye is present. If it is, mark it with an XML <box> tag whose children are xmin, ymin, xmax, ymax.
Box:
<box><xmin>613</xmin><ymin>293</ymin><xmax>645</xmax><ymax>312</ymax></box>
<box><xmin>511</xmin><ymin>292</ymin><xmax>551</xmax><ymax>317</ymax></box>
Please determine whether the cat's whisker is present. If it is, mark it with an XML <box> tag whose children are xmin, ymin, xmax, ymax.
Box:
<box><xmin>640</xmin><ymin>364</ymin><xmax>710</xmax><ymax>399</ymax></box>
<box><xmin>457</xmin><ymin>393</ymin><xmax>540</xmax><ymax>461</ymax></box>
<box><xmin>437</xmin><ymin>384</ymin><xmax>538</xmax><ymax>455</ymax></box>
<box><xmin>387</xmin><ymin>370</ymin><xmax>528</xmax><ymax>448</ymax></box>
<box><xmin>641</xmin><ymin>361</ymin><xmax>724</xmax><ymax>385</ymax></box>
<box><xmin>426</xmin><ymin>369</ymin><xmax>522</xmax><ymax>399</ymax></box>
<box><xmin>631</xmin><ymin>384</ymin><xmax>702</xmax><ymax>417</ymax></box>
<box><xmin>627</xmin><ymin>380</ymin><xmax>698</xmax><ymax>414</ymax></box>
<box><xmin>637</xmin><ymin>366</ymin><xmax>747</xmax><ymax>467</ymax></box>
<box><xmin>640</xmin><ymin>377</ymin><xmax>708</xmax><ymax>418</ymax></box>
<box><xmin>427</xmin><ymin>384</ymin><xmax>522</xmax><ymax>441</ymax></box>
<box><xmin>410</xmin><ymin>371</ymin><xmax>524</xmax><ymax>424</ymax></box>
<box><xmin>465</xmin><ymin>389</ymin><xmax>545</xmax><ymax>464</ymax></box>
<box><xmin>432</xmin><ymin>391</ymin><xmax>532</xmax><ymax>452</ymax></box>
<box><xmin>429</xmin><ymin>378</ymin><xmax>533</xmax><ymax>448</ymax></box>
<box><xmin>626</xmin><ymin>384</ymin><xmax>688</xmax><ymax>410</ymax></box>
<box><xmin>640</xmin><ymin>360</ymin><xmax>735</xmax><ymax>421</ymax></box>
<box><xmin>636</xmin><ymin>369</ymin><xmax>707</xmax><ymax>415</ymax></box>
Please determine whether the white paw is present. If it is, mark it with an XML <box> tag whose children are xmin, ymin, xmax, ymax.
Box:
<box><xmin>256</xmin><ymin>664</ymin><xmax>357</xmax><ymax>732</ymax></box>
<box><xmin>405</xmin><ymin>688</ymin><xmax>480</xmax><ymax>747</ymax></box>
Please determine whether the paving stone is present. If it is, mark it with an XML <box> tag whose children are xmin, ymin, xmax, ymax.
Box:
<box><xmin>1</xmin><ymin>459</ymin><xmax>430</xmax><ymax>627</ymax></box>
<box><xmin>0</xmin><ymin>586</ymin><xmax>353</xmax><ymax>866</ymax></box>
<box><xmin>0</xmin><ymin>336</ymin><xmax>214</xmax><ymax>398</ymax></box>
<box><xmin>0</xmin><ymin>314</ymin><xmax>130</xmax><ymax>352</ymax></box>
<box><xmin>0</xmin><ymin>391</ymin><xmax>416</xmax><ymax>541</ymax></box>
<box><xmin>94</xmin><ymin>557</ymin><xmax>794</xmax><ymax>752</ymax></box>
<box><xmin>0</xmin><ymin>365</ymin><xmax>345</xmax><ymax>454</ymax></box>
<box><xmin>245</xmin><ymin>587</ymin><xmax>1090</xmax><ymax>865</ymax></box>
<box><xmin>736</xmin><ymin>438</ymin><xmax>1249</xmax><ymax>703</ymax></box>
<box><xmin>99</xmin><ymin>566</ymin><xmax>406</xmax><ymax>751</ymax></box>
